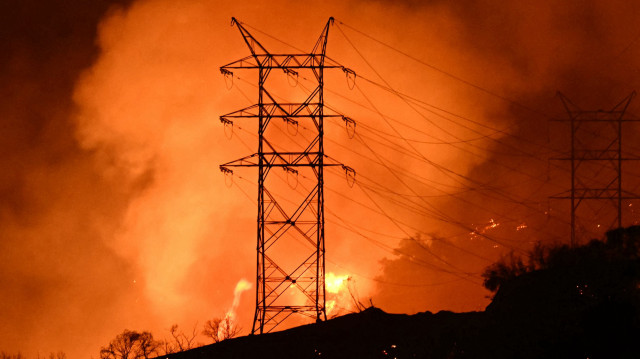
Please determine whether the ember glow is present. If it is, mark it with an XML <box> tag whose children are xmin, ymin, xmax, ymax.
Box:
<box><xmin>3</xmin><ymin>0</ymin><xmax>640</xmax><ymax>358</ymax></box>
<box><xmin>469</xmin><ymin>218</ymin><xmax>501</xmax><ymax>240</ymax></box>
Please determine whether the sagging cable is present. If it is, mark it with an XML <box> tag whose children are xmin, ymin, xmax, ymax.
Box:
<box><xmin>342</xmin><ymin>67</ymin><xmax>356</xmax><ymax>90</ymax></box>
<box><xmin>342</xmin><ymin>165</ymin><xmax>356</xmax><ymax>188</ymax></box>
<box><xmin>220</xmin><ymin>166</ymin><xmax>234</xmax><ymax>188</ymax></box>
<box><xmin>285</xmin><ymin>68</ymin><xmax>299</xmax><ymax>87</ymax></box>
<box><xmin>284</xmin><ymin>166</ymin><xmax>299</xmax><ymax>189</ymax></box>
<box><xmin>341</xmin><ymin>116</ymin><xmax>356</xmax><ymax>139</ymax></box>
<box><xmin>284</xmin><ymin>117</ymin><xmax>299</xmax><ymax>136</ymax></box>
<box><xmin>221</xmin><ymin>68</ymin><xmax>234</xmax><ymax>90</ymax></box>
<box><xmin>220</xmin><ymin>117</ymin><xmax>234</xmax><ymax>139</ymax></box>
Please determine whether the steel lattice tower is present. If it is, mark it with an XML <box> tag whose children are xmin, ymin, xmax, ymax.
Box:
<box><xmin>219</xmin><ymin>17</ymin><xmax>349</xmax><ymax>334</ymax></box>
<box><xmin>552</xmin><ymin>92</ymin><xmax>640</xmax><ymax>246</ymax></box>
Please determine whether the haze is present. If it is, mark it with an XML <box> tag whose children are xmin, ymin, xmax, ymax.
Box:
<box><xmin>2</xmin><ymin>0</ymin><xmax>640</xmax><ymax>357</ymax></box>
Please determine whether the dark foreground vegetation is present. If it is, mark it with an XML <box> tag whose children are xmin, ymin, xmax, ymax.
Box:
<box><xmin>157</xmin><ymin>226</ymin><xmax>640</xmax><ymax>359</ymax></box>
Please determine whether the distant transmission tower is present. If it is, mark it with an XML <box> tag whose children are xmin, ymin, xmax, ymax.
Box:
<box><xmin>219</xmin><ymin>17</ymin><xmax>351</xmax><ymax>334</ymax></box>
<box><xmin>551</xmin><ymin>92</ymin><xmax>640</xmax><ymax>246</ymax></box>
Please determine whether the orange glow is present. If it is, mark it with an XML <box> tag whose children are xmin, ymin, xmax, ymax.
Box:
<box><xmin>4</xmin><ymin>0</ymin><xmax>640</xmax><ymax>358</ymax></box>
<box><xmin>325</xmin><ymin>273</ymin><xmax>352</xmax><ymax>316</ymax></box>
<box><xmin>326</xmin><ymin>272</ymin><xmax>349</xmax><ymax>294</ymax></box>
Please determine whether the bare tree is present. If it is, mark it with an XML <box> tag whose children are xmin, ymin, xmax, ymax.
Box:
<box><xmin>160</xmin><ymin>339</ymin><xmax>176</xmax><ymax>356</ymax></box>
<box><xmin>0</xmin><ymin>352</ymin><xmax>25</xmax><ymax>359</ymax></box>
<box><xmin>347</xmin><ymin>277</ymin><xmax>368</xmax><ymax>312</ymax></box>
<box><xmin>202</xmin><ymin>318</ymin><xmax>222</xmax><ymax>343</ymax></box>
<box><xmin>220</xmin><ymin>316</ymin><xmax>240</xmax><ymax>341</ymax></box>
<box><xmin>135</xmin><ymin>332</ymin><xmax>160</xmax><ymax>359</ymax></box>
<box><xmin>202</xmin><ymin>316</ymin><xmax>240</xmax><ymax>343</ymax></box>
<box><xmin>162</xmin><ymin>324</ymin><xmax>200</xmax><ymax>353</ymax></box>
<box><xmin>100</xmin><ymin>330</ymin><xmax>161</xmax><ymax>359</ymax></box>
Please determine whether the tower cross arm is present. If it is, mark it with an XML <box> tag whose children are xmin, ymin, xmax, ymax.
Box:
<box><xmin>220</xmin><ymin>103</ymin><xmax>343</xmax><ymax>121</ymax></box>
<box><xmin>220</xmin><ymin>153</ymin><xmax>348</xmax><ymax>170</ymax></box>
<box><xmin>218</xmin><ymin>18</ymin><xmax>350</xmax><ymax>334</ymax></box>
<box><xmin>220</xmin><ymin>54</ymin><xmax>343</xmax><ymax>70</ymax></box>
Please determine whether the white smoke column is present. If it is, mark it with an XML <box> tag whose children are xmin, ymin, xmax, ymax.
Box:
<box><xmin>217</xmin><ymin>279</ymin><xmax>252</xmax><ymax>339</ymax></box>
<box><xmin>227</xmin><ymin>279</ymin><xmax>253</xmax><ymax>319</ymax></box>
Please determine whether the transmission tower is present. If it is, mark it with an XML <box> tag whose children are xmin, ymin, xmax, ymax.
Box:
<box><xmin>551</xmin><ymin>92</ymin><xmax>640</xmax><ymax>246</ymax></box>
<box><xmin>219</xmin><ymin>17</ymin><xmax>351</xmax><ymax>334</ymax></box>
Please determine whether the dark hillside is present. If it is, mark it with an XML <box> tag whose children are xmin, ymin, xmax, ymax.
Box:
<box><xmin>158</xmin><ymin>226</ymin><xmax>640</xmax><ymax>359</ymax></box>
<box><xmin>479</xmin><ymin>226</ymin><xmax>640</xmax><ymax>358</ymax></box>
<box><xmin>161</xmin><ymin>308</ymin><xmax>486</xmax><ymax>359</ymax></box>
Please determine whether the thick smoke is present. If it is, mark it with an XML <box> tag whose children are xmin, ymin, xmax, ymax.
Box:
<box><xmin>374</xmin><ymin>0</ymin><xmax>640</xmax><ymax>314</ymax></box>
<box><xmin>0</xmin><ymin>1</ymin><xmax>144</xmax><ymax>358</ymax></box>
<box><xmin>2</xmin><ymin>0</ymin><xmax>640</xmax><ymax>358</ymax></box>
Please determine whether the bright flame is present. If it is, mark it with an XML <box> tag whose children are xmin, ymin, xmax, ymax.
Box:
<box><xmin>232</xmin><ymin>279</ymin><xmax>252</xmax><ymax>310</ymax></box>
<box><xmin>226</xmin><ymin>279</ymin><xmax>252</xmax><ymax>319</ymax></box>
<box><xmin>326</xmin><ymin>273</ymin><xmax>349</xmax><ymax>294</ymax></box>
<box><xmin>325</xmin><ymin>273</ymin><xmax>352</xmax><ymax>316</ymax></box>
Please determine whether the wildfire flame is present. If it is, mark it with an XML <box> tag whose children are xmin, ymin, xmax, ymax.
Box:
<box><xmin>326</xmin><ymin>272</ymin><xmax>349</xmax><ymax>294</ymax></box>
<box><xmin>325</xmin><ymin>272</ymin><xmax>351</xmax><ymax>315</ymax></box>
<box><xmin>212</xmin><ymin>279</ymin><xmax>253</xmax><ymax>340</ymax></box>
<box><xmin>226</xmin><ymin>279</ymin><xmax>252</xmax><ymax>320</ymax></box>
<box><xmin>470</xmin><ymin>218</ymin><xmax>501</xmax><ymax>240</ymax></box>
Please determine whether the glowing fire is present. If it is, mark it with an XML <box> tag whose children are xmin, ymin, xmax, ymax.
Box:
<box><xmin>210</xmin><ymin>279</ymin><xmax>253</xmax><ymax>340</ymax></box>
<box><xmin>470</xmin><ymin>218</ymin><xmax>501</xmax><ymax>240</ymax></box>
<box><xmin>326</xmin><ymin>273</ymin><xmax>349</xmax><ymax>294</ymax></box>
<box><xmin>225</xmin><ymin>279</ymin><xmax>252</xmax><ymax>320</ymax></box>
<box><xmin>325</xmin><ymin>272</ymin><xmax>351</xmax><ymax>315</ymax></box>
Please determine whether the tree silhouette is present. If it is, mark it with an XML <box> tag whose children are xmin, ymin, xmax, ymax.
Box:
<box><xmin>0</xmin><ymin>353</ymin><xmax>24</xmax><ymax>359</ymax></box>
<box><xmin>0</xmin><ymin>351</ymin><xmax>65</xmax><ymax>359</ymax></box>
<box><xmin>202</xmin><ymin>317</ymin><xmax>239</xmax><ymax>343</ymax></box>
<box><xmin>482</xmin><ymin>226</ymin><xmax>640</xmax><ymax>293</ymax></box>
<box><xmin>99</xmin><ymin>330</ymin><xmax>160</xmax><ymax>359</ymax></box>
<box><xmin>479</xmin><ymin>226</ymin><xmax>640</xmax><ymax>358</ymax></box>
<box><xmin>162</xmin><ymin>324</ymin><xmax>200</xmax><ymax>354</ymax></box>
<box><xmin>481</xmin><ymin>251</ymin><xmax>531</xmax><ymax>292</ymax></box>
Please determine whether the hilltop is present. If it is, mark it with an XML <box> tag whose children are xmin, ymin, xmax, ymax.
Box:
<box><xmin>159</xmin><ymin>226</ymin><xmax>640</xmax><ymax>359</ymax></box>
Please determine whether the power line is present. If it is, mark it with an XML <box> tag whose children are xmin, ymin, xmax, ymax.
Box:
<box><xmin>335</xmin><ymin>20</ymin><xmax>553</xmax><ymax>120</ymax></box>
<box><xmin>224</xmin><ymin>19</ymin><xmax>592</xmax><ymax>278</ymax></box>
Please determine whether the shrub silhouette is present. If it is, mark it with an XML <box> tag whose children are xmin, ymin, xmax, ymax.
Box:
<box><xmin>478</xmin><ymin>226</ymin><xmax>640</xmax><ymax>359</ymax></box>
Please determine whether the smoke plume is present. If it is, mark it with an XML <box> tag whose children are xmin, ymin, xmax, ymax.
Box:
<box><xmin>2</xmin><ymin>1</ymin><xmax>640</xmax><ymax>358</ymax></box>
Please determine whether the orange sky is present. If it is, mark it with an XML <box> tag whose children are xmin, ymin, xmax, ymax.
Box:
<box><xmin>2</xmin><ymin>0</ymin><xmax>640</xmax><ymax>358</ymax></box>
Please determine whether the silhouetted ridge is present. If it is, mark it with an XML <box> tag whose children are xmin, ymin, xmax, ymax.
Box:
<box><xmin>480</xmin><ymin>226</ymin><xmax>640</xmax><ymax>358</ymax></box>
<box><xmin>158</xmin><ymin>226</ymin><xmax>640</xmax><ymax>359</ymax></box>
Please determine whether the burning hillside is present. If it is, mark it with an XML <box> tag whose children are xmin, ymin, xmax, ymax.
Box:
<box><xmin>156</xmin><ymin>226</ymin><xmax>640</xmax><ymax>359</ymax></box>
